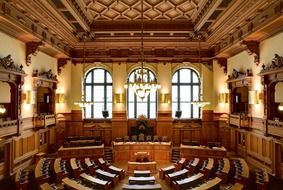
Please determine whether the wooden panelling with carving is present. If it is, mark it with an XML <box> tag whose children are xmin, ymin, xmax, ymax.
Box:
<box><xmin>156</xmin><ymin>111</ymin><xmax>173</xmax><ymax>140</ymax></box>
<box><xmin>12</xmin><ymin>131</ymin><xmax>39</xmax><ymax>174</ymax></box>
<box><xmin>246</xmin><ymin>132</ymin><xmax>273</xmax><ymax>173</ymax></box>
<box><xmin>112</xmin><ymin>111</ymin><xmax>127</xmax><ymax>140</ymax></box>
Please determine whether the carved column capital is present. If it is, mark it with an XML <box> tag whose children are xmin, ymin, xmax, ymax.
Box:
<box><xmin>215</xmin><ymin>57</ymin><xmax>227</xmax><ymax>75</ymax></box>
<box><xmin>26</xmin><ymin>41</ymin><xmax>44</xmax><ymax>66</ymax></box>
<box><xmin>241</xmin><ymin>40</ymin><xmax>260</xmax><ymax>65</ymax></box>
<box><xmin>57</xmin><ymin>58</ymin><xmax>69</xmax><ymax>75</ymax></box>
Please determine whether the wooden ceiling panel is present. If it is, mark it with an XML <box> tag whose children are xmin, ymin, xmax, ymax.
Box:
<box><xmin>84</xmin><ymin>0</ymin><xmax>202</xmax><ymax>21</ymax></box>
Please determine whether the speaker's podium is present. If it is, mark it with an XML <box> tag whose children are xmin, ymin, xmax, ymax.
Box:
<box><xmin>135</xmin><ymin>152</ymin><xmax>150</xmax><ymax>162</ymax></box>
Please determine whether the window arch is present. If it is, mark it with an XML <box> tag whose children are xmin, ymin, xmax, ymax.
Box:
<box><xmin>127</xmin><ymin>69</ymin><xmax>157</xmax><ymax>118</ymax></box>
<box><xmin>84</xmin><ymin>68</ymin><xmax>112</xmax><ymax>118</ymax></box>
<box><xmin>172</xmin><ymin>68</ymin><xmax>200</xmax><ymax>118</ymax></box>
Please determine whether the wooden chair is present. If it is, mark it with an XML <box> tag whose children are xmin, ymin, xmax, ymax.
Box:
<box><xmin>131</xmin><ymin>135</ymin><xmax>137</xmax><ymax>142</ymax></box>
<box><xmin>138</xmin><ymin>133</ymin><xmax>145</xmax><ymax>142</ymax></box>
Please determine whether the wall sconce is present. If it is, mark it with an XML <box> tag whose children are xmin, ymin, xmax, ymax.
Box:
<box><xmin>219</xmin><ymin>93</ymin><xmax>228</xmax><ymax>103</ymax></box>
<box><xmin>160</xmin><ymin>93</ymin><xmax>171</xmax><ymax>104</ymax></box>
<box><xmin>23</xmin><ymin>90</ymin><xmax>36</xmax><ymax>104</ymax></box>
<box><xmin>114</xmin><ymin>93</ymin><xmax>123</xmax><ymax>104</ymax></box>
<box><xmin>0</xmin><ymin>105</ymin><xmax>6</xmax><ymax>114</ymax></box>
<box><xmin>56</xmin><ymin>93</ymin><xmax>65</xmax><ymax>103</ymax></box>
<box><xmin>279</xmin><ymin>103</ymin><xmax>283</xmax><ymax>111</ymax></box>
<box><xmin>249</xmin><ymin>90</ymin><xmax>259</xmax><ymax>104</ymax></box>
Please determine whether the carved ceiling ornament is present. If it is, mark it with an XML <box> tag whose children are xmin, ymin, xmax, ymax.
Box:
<box><xmin>0</xmin><ymin>54</ymin><xmax>24</xmax><ymax>73</ymax></box>
<box><xmin>216</xmin><ymin>58</ymin><xmax>227</xmax><ymax>75</ymax></box>
<box><xmin>241</xmin><ymin>40</ymin><xmax>260</xmax><ymax>65</ymax></box>
<box><xmin>26</xmin><ymin>41</ymin><xmax>44</xmax><ymax>66</ymax></box>
<box><xmin>260</xmin><ymin>54</ymin><xmax>283</xmax><ymax>74</ymax></box>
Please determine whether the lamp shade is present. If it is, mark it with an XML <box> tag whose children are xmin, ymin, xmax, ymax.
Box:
<box><xmin>248</xmin><ymin>90</ymin><xmax>259</xmax><ymax>104</ymax></box>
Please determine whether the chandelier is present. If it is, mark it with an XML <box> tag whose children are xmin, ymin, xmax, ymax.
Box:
<box><xmin>74</xmin><ymin>33</ymin><xmax>94</xmax><ymax>108</ymax></box>
<box><xmin>124</xmin><ymin>0</ymin><xmax>160</xmax><ymax>101</ymax></box>
<box><xmin>191</xmin><ymin>36</ymin><xmax>210</xmax><ymax>108</ymax></box>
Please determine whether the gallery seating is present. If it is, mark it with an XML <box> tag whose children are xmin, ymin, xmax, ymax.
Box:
<box><xmin>174</xmin><ymin>157</ymin><xmax>186</xmax><ymax>171</ymax></box>
<box><xmin>35</xmin><ymin>158</ymin><xmax>53</xmax><ymax>185</ymax></box>
<box><xmin>62</xmin><ymin>177</ymin><xmax>92</xmax><ymax>190</ymax></box>
<box><xmin>98</xmin><ymin>157</ymin><xmax>110</xmax><ymax>170</ymax></box>
<box><xmin>54</xmin><ymin>158</ymin><xmax>68</xmax><ymax>183</ymax></box>
<box><xmin>70</xmin><ymin>158</ymin><xmax>84</xmax><ymax>179</ymax></box>
<box><xmin>84</xmin><ymin>157</ymin><xmax>98</xmax><ymax>175</ymax></box>
<box><xmin>192</xmin><ymin>177</ymin><xmax>222</xmax><ymax>190</ymax></box>
<box><xmin>215</xmin><ymin>158</ymin><xmax>230</xmax><ymax>183</ymax></box>
<box><xmin>186</xmin><ymin>158</ymin><xmax>200</xmax><ymax>175</ymax></box>
<box><xmin>232</xmin><ymin>158</ymin><xmax>249</xmax><ymax>186</ymax></box>
<box><xmin>96</xmin><ymin>169</ymin><xmax>119</xmax><ymax>186</ymax></box>
<box><xmin>199</xmin><ymin>158</ymin><xmax>214</xmax><ymax>179</ymax></box>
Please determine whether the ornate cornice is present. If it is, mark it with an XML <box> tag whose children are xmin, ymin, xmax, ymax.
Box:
<box><xmin>0</xmin><ymin>0</ymin><xmax>71</xmax><ymax>56</ymax></box>
<box><xmin>71</xmin><ymin>48</ymin><xmax>213</xmax><ymax>64</ymax></box>
<box><xmin>26</xmin><ymin>41</ymin><xmax>44</xmax><ymax>66</ymax></box>
<box><xmin>227</xmin><ymin>68</ymin><xmax>252</xmax><ymax>81</ymax></box>
<box><xmin>213</xmin><ymin>0</ymin><xmax>283</xmax><ymax>57</ymax></box>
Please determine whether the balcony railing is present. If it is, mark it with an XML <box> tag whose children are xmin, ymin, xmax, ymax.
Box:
<box><xmin>0</xmin><ymin>119</ymin><xmax>18</xmax><ymax>137</ymax></box>
<box><xmin>267</xmin><ymin>120</ymin><xmax>283</xmax><ymax>137</ymax></box>
<box><xmin>35</xmin><ymin>114</ymin><xmax>56</xmax><ymax>128</ymax></box>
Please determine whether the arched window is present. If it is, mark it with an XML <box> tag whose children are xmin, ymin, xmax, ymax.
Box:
<box><xmin>127</xmin><ymin>69</ymin><xmax>157</xmax><ymax>118</ymax></box>
<box><xmin>84</xmin><ymin>68</ymin><xmax>112</xmax><ymax>118</ymax></box>
<box><xmin>172</xmin><ymin>68</ymin><xmax>200</xmax><ymax>118</ymax></box>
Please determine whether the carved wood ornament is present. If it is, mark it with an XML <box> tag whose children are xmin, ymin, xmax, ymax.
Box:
<box><xmin>57</xmin><ymin>58</ymin><xmax>69</xmax><ymax>75</ymax></box>
<box><xmin>216</xmin><ymin>58</ymin><xmax>227</xmax><ymax>75</ymax></box>
<box><xmin>241</xmin><ymin>40</ymin><xmax>260</xmax><ymax>65</ymax></box>
<box><xmin>26</xmin><ymin>41</ymin><xmax>44</xmax><ymax>66</ymax></box>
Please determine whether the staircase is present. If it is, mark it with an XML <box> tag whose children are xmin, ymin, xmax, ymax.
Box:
<box><xmin>104</xmin><ymin>147</ymin><xmax>113</xmax><ymax>163</ymax></box>
<box><xmin>171</xmin><ymin>147</ymin><xmax>181</xmax><ymax>163</ymax></box>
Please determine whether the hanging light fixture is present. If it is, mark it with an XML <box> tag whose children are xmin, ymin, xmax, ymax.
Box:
<box><xmin>74</xmin><ymin>33</ymin><xmax>94</xmax><ymax>108</ymax></box>
<box><xmin>191</xmin><ymin>35</ymin><xmax>210</xmax><ymax>108</ymax></box>
<box><xmin>124</xmin><ymin>0</ymin><xmax>161</xmax><ymax>101</ymax></box>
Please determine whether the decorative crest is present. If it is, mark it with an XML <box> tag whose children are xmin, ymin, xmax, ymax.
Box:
<box><xmin>0</xmin><ymin>54</ymin><xmax>24</xmax><ymax>73</ymax></box>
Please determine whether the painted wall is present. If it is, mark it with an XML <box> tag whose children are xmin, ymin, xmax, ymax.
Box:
<box><xmin>212</xmin><ymin>60</ymin><xmax>229</xmax><ymax>113</ymax></box>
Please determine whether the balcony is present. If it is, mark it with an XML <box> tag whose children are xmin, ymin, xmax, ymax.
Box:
<box><xmin>267</xmin><ymin>120</ymin><xmax>283</xmax><ymax>138</ymax></box>
<box><xmin>229</xmin><ymin>114</ymin><xmax>250</xmax><ymax>128</ymax></box>
<box><xmin>0</xmin><ymin>119</ymin><xmax>18</xmax><ymax>137</ymax></box>
<box><xmin>35</xmin><ymin>114</ymin><xmax>56</xmax><ymax>128</ymax></box>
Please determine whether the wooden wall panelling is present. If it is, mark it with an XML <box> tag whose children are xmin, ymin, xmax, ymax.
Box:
<box><xmin>219</xmin><ymin>124</ymin><xmax>230</xmax><ymax>150</ymax></box>
<box><xmin>83</xmin><ymin>121</ymin><xmax>112</xmax><ymax>146</ymax></box>
<box><xmin>112</xmin><ymin>111</ymin><xmax>127</xmax><ymax>140</ymax></box>
<box><xmin>156</xmin><ymin>111</ymin><xmax>173</xmax><ymax>140</ymax></box>
<box><xmin>11</xmin><ymin>131</ymin><xmax>39</xmax><ymax>174</ymax></box>
<box><xmin>172</xmin><ymin>126</ymin><xmax>181</xmax><ymax>146</ymax></box>
<box><xmin>202</xmin><ymin>110</ymin><xmax>219</xmax><ymax>143</ymax></box>
<box><xmin>64</xmin><ymin>110</ymin><xmax>83</xmax><ymax>136</ymax></box>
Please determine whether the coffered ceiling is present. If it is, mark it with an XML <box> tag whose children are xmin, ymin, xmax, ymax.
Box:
<box><xmin>0</xmin><ymin>0</ymin><xmax>283</xmax><ymax>64</ymax></box>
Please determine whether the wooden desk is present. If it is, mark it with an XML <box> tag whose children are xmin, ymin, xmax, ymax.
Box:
<box><xmin>80</xmin><ymin>173</ymin><xmax>110</xmax><ymax>190</ymax></box>
<box><xmin>200</xmin><ymin>158</ymin><xmax>214</xmax><ymax>179</ymax></box>
<box><xmin>62</xmin><ymin>177</ymin><xmax>92</xmax><ymax>190</ymax></box>
<box><xmin>180</xmin><ymin>144</ymin><xmax>227</xmax><ymax>159</ymax></box>
<box><xmin>70</xmin><ymin>158</ymin><xmax>84</xmax><ymax>179</ymax></box>
<box><xmin>187</xmin><ymin>158</ymin><xmax>200</xmax><ymax>175</ymax></box>
<box><xmin>129</xmin><ymin>176</ymin><xmax>156</xmax><ymax>185</ymax></box>
<box><xmin>57</xmin><ymin>144</ymin><xmax>104</xmax><ymax>158</ymax></box>
<box><xmin>113</xmin><ymin>142</ymin><xmax>171</xmax><ymax>162</ymax></box>
<box><xmin>122</xmin><ymin>184</ymin><xmax>162</xmax><ymax>190</ymax></box>
<box><xmin>15</xmin><ymin>169</ymin><xmax>29</xmax><ymax>190</ymax></box>
<box><xmin>128</xmin><ymin>161</ymin><xmax>157</xmax><ymax>174</ymax></box>
<box><xmin>98</xmin><ymin>157</ymin><xmax>110</xmax><ymax>170</ymax></box>
<box><xmin>192</xmin><ymin>177</ymin><xmax>222</xmax><ymax>190</ymax></box>
<box><xmin>109</xmin><ymin>165</ymin><xmax>125</xmax><ymax>179</ymax></box>
<box><xmin>226</xmin><ymin>183</ymin><xmax>244</xmax><ymax>190</ymax></box>
<box><xmin>232</xmin><ymin>158</ymin><xmax>249</xmax><ymax>185</ymax></box>
<box><xmin>39</xmin><ymin>183</ymin><xmax>52</xmax><ymax>190</ymax></box>
<box><xmin>134</xmin><ymin>170</ymin><xmax>150</xmax><ymax>177</ymax></box>
<box><xmin>166</xmin><ymin>169</ymin><xmax>188</xmax><ymax>186</ymax></box>
<box><xmin>159</xmin><ymin>165</ymin><xmax>175</xmax><ymax>179</ymax></box>
<box><xmin>175</xmin><ymin>158</ymin><xmax>186</xmax><ymax>171</ymax></box>
<box><xmin>84</xmin><ymin>158</ymin><xmax>98</xmax><ymax>175</ymax></box>
<box><xmin>54</xmin><ymin>158</ymin><xmax>67</xmax><ymax>183</ymax></box>
<box><xmin>35</xmin><ymin>158</ymin><xmax>51</xmax><ymax>185</ymax></box>
<box><xmin>216</xmin><ymin>158</ymin><xmax>230</xmax><ymax>183</ymax></box>
<box><xmin>173</xmin><ymin>173</ymin><xmax>204</xmax><ymax>190</ymax></box>
<box><xmin>96</xmin><ymin>169</ymin><xmax>119</xmax><ymax>186</ymax></box>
